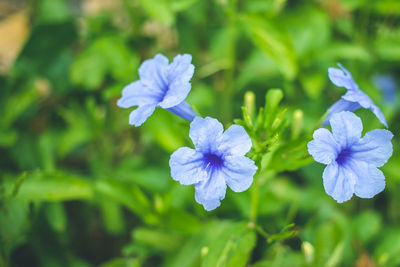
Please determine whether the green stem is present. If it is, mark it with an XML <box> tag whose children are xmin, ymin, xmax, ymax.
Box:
<box><xmin>256</xmin><ymin>224</ymin><xmax>269</xmax><ymax>238</ymax></box>
<box><xmin>249</xmin><ymin>174</ymin><xmax>259</xmax><ymax>223</ymax></box>
<box><xmin>248</xmin><ymin>221</ymin><xmax>270</xmax><ymax>240</ymax></box>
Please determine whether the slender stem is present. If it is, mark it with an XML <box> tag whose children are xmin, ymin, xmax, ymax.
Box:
<box><xmin>249</xmin><ymin>174</ymin><xmax>259</xmax><ymax>223</ymax></box>
<box><xmin>248</xmin><ymin>221</ymin><xmax>270</xmax><ymax>240</ymax></box>
<box><xmin>254</xmin><ymin>224</ymin><xmax>270</xmax><ymax>240</ymax></box>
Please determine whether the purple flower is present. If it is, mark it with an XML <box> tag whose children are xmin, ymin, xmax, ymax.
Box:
<box><xmin>309</xmin><ymin>111</ymin><xmax>393</xmax><ymax>203</ymax></box>
<box><xmin>169</xmin><ymin>117</ymin><xmax>257</xmax><ymax>211</ymax></box>
<box><xmin>325</xmin><ymin>64</ymin><xmax>388</xmax><ymax>127</ymax></box>
<box><xmin>117</xmin><ymin>54</ymin><xmax>196</xmax><ymax>126</ymax></box>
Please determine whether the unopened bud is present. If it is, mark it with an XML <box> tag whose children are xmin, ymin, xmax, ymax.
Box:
<box><xmin>244</xmin><ymin>91</ymin><xmax>256</xmax><ymax>119</ymax></box>
<box><xmin>292</xmin><ymin>109</ymin><xmax>303</xmax><ymax>139</ymax></box>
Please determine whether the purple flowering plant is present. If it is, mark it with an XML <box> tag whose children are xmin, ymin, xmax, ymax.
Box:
<box><xmin>118</xmin><ymin>53</ymin><xmax>263</xmax><ymax>211</ymax></box>
<box><xmin>325</xmin><ymin>64</ymin><xmax>388</xmax><ymax>127</ymax></box>
<box><xmin>117</xmin><ymin>54</ymin><xmax>196</xmax><ymax>126</ymax></box>
<box><xmin>309</xmin><ymin>65</ymin><xmax>394</xmax><ymax>203</ymax></box>
<box><xmin>118</xmin><ymin>55</ymin><xmax>393</xmax><ymax>213</ymax></box>
<box><xmin>170</xmin><ymin>117</ymin><xmax>257</xmax><ymax>210</ymax></box>
<box><xmin>308</xmin><ymin>111</ymin><xmax>393</xmax><ymax>203</ymax></box>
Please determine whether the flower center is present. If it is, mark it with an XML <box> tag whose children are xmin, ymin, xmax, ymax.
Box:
<box><xmin>336</xmin><ymin>148</ymin><xmax>352</xmax><ymax>165</ymax></box>
<box><xmin>203</xmin><ymin>153</ymin><xmax>224</xmax><ymax>169</ymax></box>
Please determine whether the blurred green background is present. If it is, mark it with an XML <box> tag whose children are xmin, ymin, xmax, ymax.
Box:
<box><xmin>1</xmin><ymin>0</ymin><xmax>400</xmax><ymax>266</ymax></box>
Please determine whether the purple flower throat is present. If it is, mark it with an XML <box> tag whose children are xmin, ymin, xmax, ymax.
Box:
<box><xmin>203</xmin><ymin>153</ymin><xmax>224</xmax><ymax>169</ymax></box>
<box><xmin>336</xmin><ymin>148</ymin><xmax>352</xmax><ymax>165</ymax></box>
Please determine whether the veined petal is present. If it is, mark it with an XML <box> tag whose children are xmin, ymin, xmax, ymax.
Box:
<box><xmin>158</xmin><ymin>54</ymin><xmax>194</xmax><ymax>108</ymax></box>
<box><xmin>170</xmin><ymin>147</ymin><xmax>207</xmax><ymax>185</ymax></box>
<box><xmin>138</xmin><ymin>54</ymin><xmax>169</xmax><ymax>91</ymax></box>
<box><xmin>351</xmin><ymin>129</ymin><xmax>393</xmax><ymax>167</ymax></box>
<box><xmin>128</xmin><ymin>104</ymin><xmax>156</xmax><ymax>127</ymax></box>
<box><xmin>222</xmin><ymin>155</ymin><xmax>257</xmax><ymax>192</ymax></box>
<box><xmin>167</xmin><ymin>54</ymin><xmax>195</xmax><ymax>84</ymax></box>
<box><xmin>323</xmin><ymin>99</ymin><xmax>361</xmax><ymax>125</ymax></box>
<box><xmin>323</xmin><ymin>162</ymin><xmax>356</xmax><ymax>203</ymax></box>
<box><xmin>158</xmin><ymin>82</ymin><xmax>191</xmax><ymax>108</ymax></box>
<box><xmin>330</xmin><ymin>111</ymin><xmax>363</xmax><ymax>149</ymax></box>
<box><xmin>353</xmin><ymin>162</ymin><xmax>386</xmax><ymax>198</ymax></box>
<box><xmin>219</xmin><ymin>125</ymin><xmax>252</xmax><ymax>156</ymax></box>
<box><xmin>370</xmin><ymin>105</ymin><xmax>388</xmax><ymax>128</ymax></box>
<box><xmin>342</xmin><ymin>89</ymin><xmax>372</xmax><ymax>108</ymax></box>
<box><xmin>327</xmin><ymin>64</ymin><xmax>388</xmax><ymax>127</ymax></box>
<box><xmin>342</xmin><ymin>90</ymin><xmax>388</xmax><ymax>127</ymax></box>
<box><xmin>117</xmin><ymin>81</ymin><xmax>161</xmax><ymax>108</ymax></box>
<box><xmin>194</xmin><ymin>170</ymin><xmax>227</xmax><ymax>211</ymax></box>
<box><xmin>308</xmin><ymin>128</ymin><xmax>339</xmax><ymax>164</ymax></box>
<box><xmin>166</xmin><ymin>101</ymin><xmax>196</xmax><ymax>121</ymax></box>
<box><xmin>328</xmin><ymin>64</ymin><xmax>358</xmax><ymax>90</ymax></box>
<box><xmin>189</xmin><ymin>117</ymin><xmax>223</xmax><ymax>152</ymax></box>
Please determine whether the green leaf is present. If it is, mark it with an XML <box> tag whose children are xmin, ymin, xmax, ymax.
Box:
<box><xmin>326</xmin><ymin>242</ymin><xmax>345</xmax><ymax>267</ymax></box>
<box><xmin>375</xmin><ymin>229</ymin><xmax>400</xmax><ymax>266</ymax></box>
<box><xmin>1</xmin><ymin>87</ymin><xmax>38</xmax><ymax>128</ymax></box>
<box><xmin>93</xmin><ymin>37</ymin><xmax>139</xmax><ymax>82</ymax></box>
<box><xmin>268</xmin><ymin>137</ymin><xmax>313</xmax><ymax>172</ymax></box>
<box><xmin>372</xmin><ymin>0</ymin><xmax>400</xmax><ymax>15</ymax></box>
<box><xmin>8</xmin><ymin>171</ymin><xmax>93</xmax><ymax>201</ymax></box>
<box><xmin>264</xmin><ymin>89</ymin><xmax>284</xmax><ymax>129</ymax></box>
<box><xmin>142</xmin><ymin>109</ymin><xmax>187</xmax><ymax>152</ymax></box>
<box><xmin>37</xmin><ymin>0</ymin><xmax>72</xmax><ymax>23</ymax></box>
<box><xmin>44</xmin><ymin>202</ymin><xmax>67</xmax><ymax>233</ymax></box>
<box><xmin>300</xmin><ymin>71</ymin><xmax>325</xmax><ymax>99</ymax></box>
<box><xmin>284</xmin><ymin>7</ymin><xmax>330</xmax><ymax>57</ymax></box>
<box><xmin>0</xmin><ymin>130</ymin><xmax>18</xmax><ymax>147</ymax></box>
<box><xmin>99</xmin><ymin>201</ymin><xmax>125</xmax><ymax>235</ymax></box>
<box><xmin>114</xmin><ymin>158</ymin><xmax>171</xmax><ymax>192</ymax></box>
<box><xmin>165</xmin><ymin>221</ymin><xmax>256</xmax><ymax>267</ymax></box>
<box><xmin>374</xmin><ymin>38</ymin><xmax>400</xmax><ymax>61</ymax></box>
<box><xmin>95</xmin><ymin>180</ymin><xmax>151</xmax><ymax>217</ymax></box>
<box><xmin>100</xmin><ymin>257</ymin><xmax>140</xmax><ymax>267</ymax></box>
<box><xmin>203</xmin><ymin>225</ymin><xmax>256</xmax><ymax>267</ymax></box>
<box><xmin>265</xmin><ymin>89</ymin><xmax>283</xmax><ymax>112</ymax></box>
<box><xmin>70</xmin><ymin>48</ymin><xmax>107</xmax><ymax>89</ymax></box>
<box><xmin>320</xmin><ymin>42</ymin><xmax>372</xmax><ymax>62</ymax></box>
<box><xmin>57</xmin><ymin>104</ymin><xmax>92</xmax><ymax>156</ymax></box>
<box><xmin>242</xmin><ymin>15</ymin><xmax>297</xmax><ymax>80</ymax></box>
<box><xmin>70</xmin><ymin>36</ymin><xmax>138</xmax><ymax>90</ymax></box>
<box><xmin>353</xmin><ymin>211</ymin><xmax>382</xmax><ymax>244</ymax></box>
<box><xmin>132</xmin><ymin>228</ymin><xmax>182</xmax><ymax>251</ymax></box>
<box><xmin>0</xmin><ymin>199</ymin><xmax>30</xmax><ymax>257</ymax></box>
<box><xmin>164</xmin><ymin>208</ymin><xmax>201</xmax><ymax>234</ymax></box>
<box><xmin>170</xmin><ymin>0</ymin><xmax>199</xmax><ymax>12</ymax></box>
<box><xmin>136</xmin><ymin>0</ymin><xmax>175</xmax><ymax>25</ymax></box>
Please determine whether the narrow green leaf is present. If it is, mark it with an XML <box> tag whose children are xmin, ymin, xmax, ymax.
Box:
<box><xmin>9</xmin><ymin>171</ymin><xmax>93</xmax><ymax>201</ymax></box>
<box><xmin>95</xmin><ymin>180</ymin><xmax>151</xmax><ymax>216</ymax></box>
<box><xmin>242</xmin><ymin>16</ymin><xmax>297</xmax><ymax>80</ymax></box>
<box><xmin>133</xmin><ymin>228</ymin><xmax>182</xmax><ymax>251</ymax></box>
<box><xmin>45</xmin><ymin>202</ymin><xmax>67</xmax><ymax>233</ymax></box>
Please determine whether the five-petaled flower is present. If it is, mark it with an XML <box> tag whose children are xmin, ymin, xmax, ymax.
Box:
<box><xmin>117</xmin><ymin>53</ymin><xmax>196</xmax><ymax>126</ymax></box>
<box><xmin>325</xmin><ymin>64</ymin><xmax>388</xmax><ymax>127</ymax></box>
<box><xmin>169</xmin><ymin>117</ymin><xmax>258</xmax><ymax>211</ymax></box>
<box><xmin>308</xmin><ymin>111</ymin><xmax>393</xmax><ymax>203</ymax></box>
